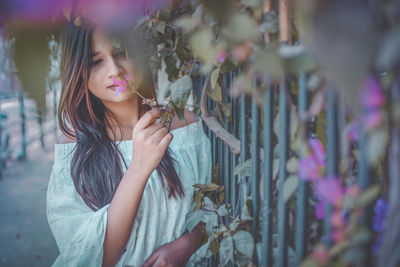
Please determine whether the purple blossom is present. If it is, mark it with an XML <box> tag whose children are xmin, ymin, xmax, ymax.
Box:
<box><xmin>314</xmin><ymin>177</ymin><xmax>344</xmax><ymax>206</ymax></box>
<box><xmin>216</xmin><ymin>51</ymin><xmax>227</xmax><ymax>63</ymax></box>
<box><xmin>298</xmin><ymin>138</ymin><xmax>326</xmax><ymax>181</ymax></box>
<box><xmin>112</xmin><ymin>76</ymin><xmax>128</xmax><ymax>96</ymax></box>
<box><xmin>1</xmin><ymin>0</ymin><xmax>169</xmax><ymax>28</ymax></box>
<box><xmin>360</xmin><ymin>76</ymin><xmax>385</xmax><ymax>130</ymax></box>
<box><xmin>309</xmin><ymin>138</ymin><xmax>325</xmax><ymax>164</ymax></box>
<box><xmin>361</xmin><ymin>77</ymin><xmax>385</xmax><ymax>109</ymax></box>
<box><xmin>347</xmin><ymin>121</ymin><xmax>360</xmax><ymax>141</ymax></box>
<box><xmin>373</xmin><ymin>198</ymin><xmax>389</xmax><ymax>232</ymax></box>
<box><xmin>315</xmin><ymin>200</ymin><xmax>325</xmax><ymax>219</ymax></box>
<box><xmin>364</xmin><ymin>110</ymin><xmax>383</xmax><ymax>130</ymax></box>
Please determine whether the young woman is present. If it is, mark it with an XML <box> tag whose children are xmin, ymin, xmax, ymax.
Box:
<box><xmin>46</xmin><ymin>18</ymin><xmax>211</xmax><ymax>267</ymax></box>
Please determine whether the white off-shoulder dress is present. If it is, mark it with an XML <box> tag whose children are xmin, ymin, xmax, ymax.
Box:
<box><xmin>46</xmin><ymin>118</ymin><xmax>211</xmax><ymax>267</ymax></box>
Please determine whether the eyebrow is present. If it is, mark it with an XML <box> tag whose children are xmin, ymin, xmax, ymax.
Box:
<box><xmin>90</xmin><ymin>52</ymin><xmax>99</xmax><ymax>58</ymax></box>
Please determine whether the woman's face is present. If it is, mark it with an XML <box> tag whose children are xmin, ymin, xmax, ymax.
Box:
<box><xmin>88</xmin><ymin>28</ymin><xmax>135</xmax><ymax>103</ymax></box>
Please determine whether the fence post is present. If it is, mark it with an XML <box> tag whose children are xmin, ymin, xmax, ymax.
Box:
<box><xmin>251</xmin><ymin>80</ymin><xmax>261</xmax><ymax>247</ymax></box>
<box><xmin>324</xmin><ymin>88</ymin><xmax>339</xmax><ymax>246</ymax></box>
<box><xmin>261</xmin><ymin>82</ymin><xmax>273</xmax><ymax>266</ymax></box>
<box><xmin>17</xmin><ymin>92</ymin><xmax>26</xmax><ymax>160</ymax></box>
<box><xmin>295</xmin><ymin>72</ymin><xmax>309</xmax><ymax>263</ymax></box>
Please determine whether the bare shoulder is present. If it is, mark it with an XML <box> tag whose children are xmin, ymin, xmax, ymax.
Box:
<box><xmin>170</xmin><ymin>109</ymin><xmax>199</xmax><ymax>131</ymax></box>
<box><xmin>56</xmin><ymin>134</ymin><xmax>77</xmax><ymax>144</ymax></box>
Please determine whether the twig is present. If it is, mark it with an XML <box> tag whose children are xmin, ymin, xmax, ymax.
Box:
<box><xmin>200</xmin><ymin>67</ymin><xmax>241</xmax><ymax>154</ymax></box>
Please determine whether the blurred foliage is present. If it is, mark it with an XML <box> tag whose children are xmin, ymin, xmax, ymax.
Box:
<box><xmin>1</xmin><ymin>0</ymin><xmax>400</xmax><ymax>266</ymax></box>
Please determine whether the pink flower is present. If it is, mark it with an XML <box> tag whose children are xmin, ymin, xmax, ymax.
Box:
<box><xmin>311</xmin><ymin>245</ymin><xmax>329</xmax><ymax>265</ymax></box>
<box><xmin>314</xmin><ymin>177</ymin><xmax>344</xmax><ymax>207</ymax></box>
<box><xmin>125</xmin><ymin>73</ymin><xmax>133</xmax><ymax>83</ymax></box>
<box><xmin>309</xmin><ymin>138</ymin><xmax>325</xmax><ymax>164</ymax></box>
<box><xmin>331</xmin><ymin>210</ymin><xmax>344</xmax><ymax>227</ymax></box>
<box><xmin>298</xmin><ymin>138</ymin><xmax>326</xmax><ymax>181</ymax></box>
<box><xmin>112</xmin><ymin>76</ymin><xmax>128</xmax><ymax>96</ymax></box>
<box><xmin>347</xmin><ymin>121</ymin><xmax>360</xmax><ymax>141</ymax></box>
<box><xmin>364</xmin><ymin>110</ymin><xmax>383</xmax><ymax>130</ymax></box>
<box><xmin>315</xmin><ymin>200</ymin><xmax>325</xmax><ymax>219</ymax></box>
<box><xmin>361</xmin><ymin>77</ymin><xmax>385</xmax><ymax>109</ymax></box>
<box><xmin>358</xmin><ymin>76</ymin><xmax>386</xmax><ymax>130</ymax></box>
<box><xmin>216</xmin><ymin>51</ymin><xmax>227</xmax><ymax>63</ymax></box>
<box><xmin>332</xmin><ymin>229</ymin><xmax>346</xmax><ymax>242</ymax></box>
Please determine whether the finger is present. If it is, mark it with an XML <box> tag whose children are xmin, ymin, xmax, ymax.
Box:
<box><xmin>158</xmin><ymin>132</ymin><xmax>173</xmax><ymax>149</ymax></box>
<box><xmin>153</xmin><ymin>257</ymin><xmax>169</xmax><ymax>267</ymax></box>
<box><xmin>142</xmin><ymin>249</ymin><xmax>161</xmax><ymax>267</ymax></box>
<box><xmin>142</xmin><ymin>121</ymin><xmax>164</xmax><ymax>136</ymax></box>
<box><xmin>134</xmin><ymin>109</ymin><xmax>161</xmax><ymax>131</ymax></box>
<box><xmin>149</xmin><ymin>127</ymin><xmax>168</xmax><ymax>144</ymax></box>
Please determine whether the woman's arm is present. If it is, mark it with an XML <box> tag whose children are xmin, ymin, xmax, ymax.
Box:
<box><xmin>103</xmin><ymin>109</ymin><xmax>173</xmax><ymax>266</ymax></box>
<box><xmin>142</xmin><ymin>222</ymin><xmax>208</xmax><ymax>267</ymax></box>
<box><xmin>102</xmin><ymin>164</ymin><xmax>149</xmax><ymax>267</ymax></box>
<box><xmin>179</xmin><ymin>222</ymin><xmax>208</xmax><ymax>256</ymax></box>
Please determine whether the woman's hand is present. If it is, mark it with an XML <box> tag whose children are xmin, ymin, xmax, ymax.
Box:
<box><xmin>142</xmin><ymin>237</ymin><xmax>193</xmax><ymax>267</ymax></box>
<box><xmin>130</xmin><ymin>108</ymin><xmax>173</xmax><ymax>177</ymax></box>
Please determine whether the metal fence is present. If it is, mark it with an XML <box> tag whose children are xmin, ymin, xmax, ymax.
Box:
<box><xmin>0</xmin><ymin>87</ymin><xmax>59</xmax><ymax>177</ymax></box>
<box><xmin>193</xmin><ymin>70</ymin><xmax>374</xmax><ymax>266</ymax></box>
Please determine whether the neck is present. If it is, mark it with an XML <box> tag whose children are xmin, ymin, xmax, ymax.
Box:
<box><xmin>103</xmin><ymin>95</ymin><xmax>139</xmax><ymax>141</ymax></box>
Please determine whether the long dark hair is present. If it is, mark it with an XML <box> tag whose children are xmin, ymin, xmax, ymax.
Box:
<box><xmin>58</xmin><ymin>19</ymin><xmax>184</xmax><ymax>211</ymax></box>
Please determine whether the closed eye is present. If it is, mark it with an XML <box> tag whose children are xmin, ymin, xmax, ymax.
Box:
<box><xmin>114</xmin><ymin>50</ymin><xmax>126</xmax><ymax>59</ymax></box>
<box><xmin>91</xmin><ymin>58</ymin><xmax>103</xmax><ymax>66</ymax></box>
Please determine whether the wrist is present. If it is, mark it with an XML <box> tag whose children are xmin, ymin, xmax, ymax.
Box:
<box><xmin>179</xmin><ymin>223</ymin><xmax>206</xmax><ymax>255</ymax></box>
<box><xmin>127</xmin><ymin>161</ymin><xmax>151</xmax><ymax>181</ymax></box>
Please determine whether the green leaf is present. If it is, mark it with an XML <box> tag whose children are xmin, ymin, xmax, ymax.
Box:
<box><xmin>171</xmin><ymin>102</ymin><xmax>186</xmax><ymax>122</ymax></box>
<box><xmin>110</xmin><ymin>37</ymin><xmax>121</xmax><ymax>49</ymax></box>
<box><xmin>217</xmin><ymin>205</ymin><xmax>229</xmax><ymax>216</ymax></box>
<box><xmin>205</xmin><ymin>213</ymin><xmax>218</xmax><ymax>236</ymax></box>
<box><xmin>219</xmin><ymin>236</ymin><xmax>234</xmax><ymax>267</ymax></box>
<box><xmin>185</xmin><ymin>210</ymin><xmax>204</xmax><ymax>232</ymax></box>
<box><xmin>13</xmin><ymin>29</ymin><xmax>50</xmax><ymax>121</ymax></box>
<box><xmin>233</xmin><ymin>159</ymin><xmax>252</xmax><ymax>177</ymax></box>
<box><xmin>156</xmin><ymin>20</ymin><xmax>166</xmax><ymax>34</ymax></box>
<box><xmin>283</xmin><ymin>175</ymin><xmax>299</xmax><ymax>203</ymax></box>
<box><xmin>367</xmin><ymin>128</ymin><xmax>388</xmax><ymax>165</ymax></box>
<box><xmin>174</xmin><ymin>15</ymin><xmax>200</xmax><ymax>32</ymax></box>
<box><xmin>355</xmin><ymin>184</ymin><xmax>382</xmax><ymax>208</ymax></box>
<box><xmin>279</xmin><ymin>44</ymin><xmax>316</xmax><ymax>73</ymax></box>
<box><xmin>241</xmin><ymin>0</ymin><xmax>262</xmax><ymax>7</ymax></box>
<box><xmin>194</xmin><ymin>190</ymin><xmax>202</xmax><ymax>210</ymax></box>
<box><xmin>252</xmin><ymin>47</ymin><xmax>285</xmax><ymax>79</ymax></box>
<box><xmin>286</xmin><ymin>157</ymin><xmax>298</xmax><ymax>173</ymax></box>
<box><xmin>210</xmin><ymin>67</ymin><xmax>220</xmax><ymax>89</ymax></box>
<box><xmin>207</xmin><ymin>82</ymin><xmax>222</xmax><ymax>102</ymax></box>
<box><xmin>204</xmin><ymin>196</ymin><xmax>214</xmax><ymax>207</ymax></box>
<box><xmin>190</xmin><ymin>28</ymin><xmax>217</xmax><ymax>67</ymax></box>
<box><xmin>231</xmin><ymin>74</ymin><xmax>253</xmax><ymax>98</ymax></box>
<box><xmin>170</xmin><ymin>75</ymin><xmax>192</xmax><ymax>109</ymax></box>
<box><xmin>229</xmin><ymin>218</ymin><xmax>240</xmax><ymax>232</ymax></box>
<box><xmin>241</xmin><ymin>199</ymin><xmax>253</xmax><ymax>220</ymax></box>
<box><xmin>205</xmin><ymin>183</ymin><xmax>220</xmax><ymax>192</ymax></box>
<box><xmin>210</xmin><ymin>238</ymin><xmax>220</xmax><ymax>256</ymax></box>
<box><xmin>221</xmin><ymin>14</ymin><xmax>258</xmax><ymax>43</ymax></box>
<box><xmin>220</xmin><ymin>58</ymin><xmax>237</xmax><ymax>74</ymax></box>
<box><xmin>221</xmin><ymin>102</ymin><xmax>232</xmax><ymax>119</ymax></box>
<box><xmin>233</xmin><ymin>231</ymin><xmax>254</xmax><ymax>259</ymax></box>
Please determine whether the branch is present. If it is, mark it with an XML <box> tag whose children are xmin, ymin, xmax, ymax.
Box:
<box><xmin>200</xmin><ymin>67</ymin><xmax>241</xmax><ymax>154</ymax></box>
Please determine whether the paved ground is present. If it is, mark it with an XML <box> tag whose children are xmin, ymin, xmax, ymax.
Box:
<box><xmin>0</xmin><ymin>94</ymin><xmax>60</xmax><ymax>267</ymax></box>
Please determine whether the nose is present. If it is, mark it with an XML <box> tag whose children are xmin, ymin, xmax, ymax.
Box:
<box><xmin>107</xmin><ymin>57</ymin><xmax>123</xmax><ymax>78</ymax></box>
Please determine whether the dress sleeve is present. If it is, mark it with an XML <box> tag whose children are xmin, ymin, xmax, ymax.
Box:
<box><xmin>46</xmin><ymin>160</ymin><xmax>110</xmax><ymax>267</ymax></box>
<box><xmin>177</xmin><ymin>126</ymin><xmax>212</xmax><ymax>235</ymax></box>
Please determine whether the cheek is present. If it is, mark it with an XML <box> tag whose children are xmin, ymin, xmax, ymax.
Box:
<box><xmin>88</xmin><ymin>69</ymin><xmax>104</xmax><ymax>96</ymax></box>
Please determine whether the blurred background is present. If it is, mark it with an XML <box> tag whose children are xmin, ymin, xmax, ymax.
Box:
<box><xmin>0</xmin><ymin>0</ymin><xmax>399</xmax><ymax>266</ymax></box>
